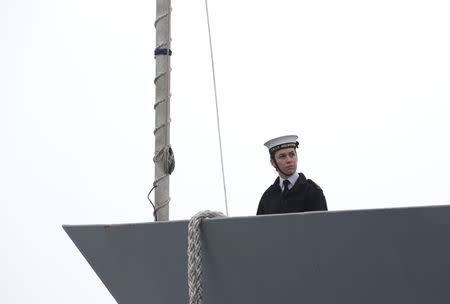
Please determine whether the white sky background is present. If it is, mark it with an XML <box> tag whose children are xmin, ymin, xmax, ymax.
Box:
<box><xmin>2</xmin><ymin>0</ymin><xmax>450</xmax><ymax>303</ymax></box>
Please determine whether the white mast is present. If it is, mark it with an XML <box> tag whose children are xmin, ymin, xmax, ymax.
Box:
<box><xmin>154</xmin><ymin>0</ymin><xmax>173</xmax><ymax>221</ymax></box>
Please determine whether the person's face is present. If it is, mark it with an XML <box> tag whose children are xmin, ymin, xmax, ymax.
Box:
<box><xmin>271</xmin><ymin>148</ymin><xmax>298</xmax><ymax>178</ymax></box>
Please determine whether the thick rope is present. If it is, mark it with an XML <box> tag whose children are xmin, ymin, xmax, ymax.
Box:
<box><xmin>188</xmin><ymin>210</ymin><xmax>225</xmax><ymax>304</ymax></box>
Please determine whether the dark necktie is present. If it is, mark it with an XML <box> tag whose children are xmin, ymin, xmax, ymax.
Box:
<box><xmin>283</xmin><ymin>179</ymin><xmax>290</xmax><ymax>196</ymax></box>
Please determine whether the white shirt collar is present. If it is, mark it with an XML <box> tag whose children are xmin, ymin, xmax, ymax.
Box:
<box><xmin>279</xmin><ymin>173</ymin><xmax>299</xmax><ymax>191</ymax></box>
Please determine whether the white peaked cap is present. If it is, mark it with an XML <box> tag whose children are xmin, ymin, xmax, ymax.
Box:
<box><xmin>264</xmin><ymin>135</ymin><xmax>299</xmax><ymax>154</ymax></box>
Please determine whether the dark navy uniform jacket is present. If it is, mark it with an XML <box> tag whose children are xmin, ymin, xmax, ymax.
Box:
<box><xmin>257</xmin><ymin>173</ymin><xmax>327</xmax><ymax>215</ymax></box>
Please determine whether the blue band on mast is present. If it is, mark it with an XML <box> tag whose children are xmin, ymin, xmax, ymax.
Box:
<box><xmin>154</xmin><ymin>48</ymin><xmax>172</xmax><ymax>56</ymax></box>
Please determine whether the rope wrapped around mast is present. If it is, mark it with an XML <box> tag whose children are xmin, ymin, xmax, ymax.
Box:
<box><xmin>153</xmin><ymin>0</ymin><xmax>172</xmax><ymax>221</ymax></box>
<box><xmin>187</xmin><ymin>210</ymin><xmax>225</xmax><ymax>304</ymax></box>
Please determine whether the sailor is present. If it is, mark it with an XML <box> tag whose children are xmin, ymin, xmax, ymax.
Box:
<box><xmin>257</xmin><ymin>135</ymin><xmax>327</xmax><ymax>215</ymax></box>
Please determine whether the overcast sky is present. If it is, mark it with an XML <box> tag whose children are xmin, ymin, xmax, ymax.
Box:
<box><xmin>2</xmin><ymin>0</ymin><xmax>450</xmax><ymax>303</ymax></box>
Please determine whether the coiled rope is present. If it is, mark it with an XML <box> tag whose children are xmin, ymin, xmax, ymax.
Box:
<box><xmin>187</xmin><ymin>210</ymin><xmax>225</xmax><ymax>304</ymax></box>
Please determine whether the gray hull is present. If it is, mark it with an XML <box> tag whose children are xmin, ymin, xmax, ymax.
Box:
<box><xmin>64</xmin><ymin>205</ymin><xmax>450</xmax><ymax>303</ymax></box>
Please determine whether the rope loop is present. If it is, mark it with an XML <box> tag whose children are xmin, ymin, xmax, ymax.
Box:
<box><xmin>153</xmin><ymin>197</ymin><xmax>170</xmax><ymax>220</ymax></box>
<box><xmin>187</xmin><ymin>210</ymin><xmax>225</xmax><ymax>304</ymax></box>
